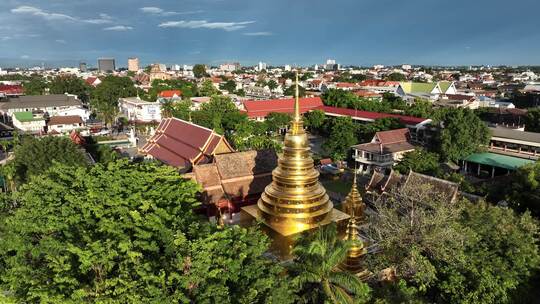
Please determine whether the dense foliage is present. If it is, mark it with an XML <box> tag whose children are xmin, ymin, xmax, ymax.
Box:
<box><xmin>90</xmin><ymin>76</ymin><xmax>137</xmax><ymax>126</ymax></box>
<box><xmin>323</xmin><ymin>116</ymin><xmax>358</xmax><ymax>160</ymax></box>
<box><xmin>394</xmin><ymin>148</ymin><xmax>441</xmax><ymax>176</ymax></box>
<box><xmin>433</xmin><ymin>108</ymin><xmax>490</xmax><ymax>161</ymax></box>
<box><xmin>49</xmin><ymin>75</ymin><xmax>92</xmax><ymax>103</ymax></box>
<box><xmin>506</xmin><ymin>161</ymin><xmax>540</xmax><ymax>217</ymax></box>
<box><xmin>11</xmin><ymin>136</ymin><xmax>87</xmax><ymax>183</ymax></box>
<box><xmin>0</xmin><ymin>161</ymin><xmax>292</xmax><ymax>303</ymax></box>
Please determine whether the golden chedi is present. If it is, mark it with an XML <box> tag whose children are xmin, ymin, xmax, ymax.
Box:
<box><xmin>256</xmin><ymin>73</ymin><xmax>334</xmax><ymax>236</ymax></box>
<box><xmin>339</xmin><ymin>173</ymin><xmax>369</xmax><ymax>275</ymax></box>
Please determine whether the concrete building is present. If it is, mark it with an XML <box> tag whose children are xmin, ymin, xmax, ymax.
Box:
<box><xmin>98</xmin><ymin>58</ymin><xmax>115</xmax><ymax>73</ymax></box>
<box><xmin>79</xmin><ymin>62</ymin><xmax>87</xmax><ymax>72</ymax></box>
<box><xmin>47</xmin><ymin>115</ymin><xmax>85</xmax><ymax>134</ymax></box>
<box><xmin>352</xmin><ymin>128</ymin><xmax>416</xmax><ymax>174</ymax></box>
<box><xmin>219</xmin><ymin>62</ymin><xmax>240</xmax><ymax>72</ymax></box>
<box><xmin>128</xmin><ymin>57</ymin><xmax>139</xmax><ymax>72</ymax></box>
<box><xmin>0</xmin><ymin>94</ymin><xmax>89</xmax><ymax>122</ymax></box>
<box><xmin>12</xmin><ymin>112</ymin><xmax>46</xmax><ymax>133</ymax></box>
<box><xmin>119</xmin><ymin>97</ymin><xmax>162</xmax><ymax>122</ymax></box>
<box><xmin>257</xmin><ymin>62</ymin><xmax>267</xmax><ymax>71</ymax></box>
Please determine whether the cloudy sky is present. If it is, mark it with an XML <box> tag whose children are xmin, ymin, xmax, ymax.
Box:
<box><xmin>1</xmin><ymin>0</ymin><xmax>539</xmax><ymax>67</ymax></box>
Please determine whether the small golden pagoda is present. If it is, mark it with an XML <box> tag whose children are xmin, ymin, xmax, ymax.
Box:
<box><xmin>339</xmin><ymin>172</ymin><xmax>369</xmax><ymax>276</ymax></box>
<box><xmin>242</xmin><ymin>72</ymin><xmax>348</xmax><ymax>257</ymax></box>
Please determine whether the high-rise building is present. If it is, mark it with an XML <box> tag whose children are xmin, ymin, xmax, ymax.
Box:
<box><xmin>79</xmin><ymin>62</ymin><xmax>87</xmax><ymax>72</ymax></box>
<box><xmin>98</xmin><ymin>58</ymin><xmax>115</xmax><ymax>73</ymax></box>
<box><xmin>128</xmin><ymin>57</ymin><xmax>139</xmax><ymax>72</ymax></box>
<box><xmin>284</xmin><ymin>64</ymin><xmax>291</xmax><ymax>71</ymax></box>
<box><xmin>258</xmin><ymin>62</ymin><xmax>267</xmax><ymax>71</ymax></box>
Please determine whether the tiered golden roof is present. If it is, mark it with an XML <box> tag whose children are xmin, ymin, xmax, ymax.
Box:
<box><xmin>256</xmin><ymin>72</ymin><xmax>335</xmax><ymax>236</ymax></box>
<box><xmin>342</xmin><ymin>173</ymin><xmax>366</xmax><ymax>220</ymax></box>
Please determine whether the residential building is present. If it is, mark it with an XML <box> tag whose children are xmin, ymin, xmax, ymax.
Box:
<box><xmin>219</xmin><ymin>62</ymin><xmax>240</xmax><ymax>72</ymax></box>
<box><xmin>128</xmin><ymin>57</ymin><xmax>139</xmax><ymax>72</ymax></box>
<box><xmin>47</xmin><ymin>115</ymin><xmax>85</xmax><ymax>134</ymax></box>
<box><xmin>158</xmin><ymin>90</ymin><xmax>183</xmax><ymax>100</ymax></box>
<box><xmin>320</xmin><ymin>105</ymin><xmax>429</xmax><ymax>127</ymax></box>
<box><xmin>0</xmin><ymin>94</ymin><xmax>89</xmax><ymax>121</ymax></box>
<box><xmin>352</xmin><ymin>128</ymin><xmax>416</xmax><ymax>174</ymax></box>
<box><xmin>12</xmin><ymin>111</ymin><xmax>46</xmax><ymax>133</ymax></box>
<box><xmin>79</xmin><ymin>62</ymin><xmax>87</xmax><ymax>72</ymax></box>
<box><xmin>97</xmin><ymin>58</ymin><xmax>115</xmax><ymax>73</ymax></box>
<box><xmin>119</xmin><ymin>97</ymin><xmax>162</xmax><ymax>122</ymax></box>
<box><xmin>435</xmin><ymin>94</ymin><xmax>479</xmax><ymax>109</ymax></box>
<box><xmin>257</xmin><ymin>62</ymin><xmax>267</xmax><ymax>71</ymax></box>
<box><xmin>400</xmin><ymin>81</ymin><xmax>457</xmax><ymax>99</ymax></box>
<box><xmin>358</xmin><ymin>80</ymin><xmax>405</xmax><ymax>96</ymax></box>
<box><xmin>85</xmin><ymin>77</ymin><xmax>101</xmax><ymax>87</ymax></box>
<box><xmin>140</xmin><ymin>117</ymin><xmax>234</xmax><ymax>170</ymax></box>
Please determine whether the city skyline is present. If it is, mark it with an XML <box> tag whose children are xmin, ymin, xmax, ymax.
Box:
<box><xmin>1</xmin><ymin>0</ymin><xmax>540</xmax><ymax>67</ymax></box>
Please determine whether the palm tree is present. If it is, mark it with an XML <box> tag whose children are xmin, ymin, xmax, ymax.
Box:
<box><xmin>289</xmin><ymin>224</ymin><xmax>371</xmax><ymax>304</ymax></box>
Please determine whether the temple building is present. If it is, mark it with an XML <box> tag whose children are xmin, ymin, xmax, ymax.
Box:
<box><xmin>242</xmin><ymin>73</ymin><xmax>349</xmax><ymax>258</ymax></box>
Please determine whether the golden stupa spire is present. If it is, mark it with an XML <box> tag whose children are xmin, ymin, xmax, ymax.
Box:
<box><xmin>294</xmin><ymin>70</ymin><xmax>300</xmax><ymax>122</ymax></box>
<box><xmin>256</xmin><ymin>69</ymin><xmax>334</xmax><ymax>236</ymax></box>
<box><xmin>342</xmin><ymin>167</ymin><xmax>366</xmax><ymax>219</ymax></box>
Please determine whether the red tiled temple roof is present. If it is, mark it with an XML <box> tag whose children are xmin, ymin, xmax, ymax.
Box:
<box><xmin>242</xmin><ymin>97</ymin><xmax>324</xmax><ymax>118</ymax></box>
<box><xmin>318</xmin><ymin>105</ymin><xmax>426</xmax><ymax>125</ymax></box>
<box><xmin>140</xmin><ymin>118</ymin><xmax>233</xmax><ymax>168</ymax></box>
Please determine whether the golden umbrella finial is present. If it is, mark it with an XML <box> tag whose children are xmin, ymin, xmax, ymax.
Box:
<box><xmin>343</xmin><ymin>167</ymin><xmax>365</xmax><ymax>220</ymax></box>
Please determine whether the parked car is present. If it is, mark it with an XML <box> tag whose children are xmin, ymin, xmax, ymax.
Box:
<box><xmin>320</xmin><ymin>164</ymin><xmax>342</xmax><ymax>175</ymax></box>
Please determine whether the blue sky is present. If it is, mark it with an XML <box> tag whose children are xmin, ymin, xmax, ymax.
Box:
<box><xmin>1</xmin><ymin>0</ymin><xmax>539</xmax><ymax>67</ymax></box>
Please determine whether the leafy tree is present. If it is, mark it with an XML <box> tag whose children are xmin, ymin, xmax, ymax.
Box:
<box><xmin>90</xmin><ymin>76</ymin><xmax>137</xmax><ymax>126</ymax></box>
<box><xmin>386</xmin><ymin>72</ymin><xmax>407</xmax><ymax>81</ymax></box>
<box><xmin>404</xmin><ymin>99</ymin><xmax>433</xmax><ymax>118</ymax></box>
<box><xmin>220</xmin><ymin>79</ymin><xmax>237</xmax><ymax>94</ymax></box>
<box><xmin>303</xmin><ymin>109</ymin><xmax>326</xmax><ymax>132</ymax></box>
<box><xmin>334</xmin><ymin>72</ymin><xmax>367</xmax><ymax>83</ymax></box>
<box><xmin>265</xmin><ymin>112</ymin><xmax>291</xmax><ymax>133</ymax></box>
<box><xmin>12</xmin><ymin>136</ymin><xmax>87</xmax><ymax>183</ymax></box>
<box><xmin>267</xmin><ymin>79</ymin><xmax>278</xmax><ymax>91</ymax></box>
<box><xmin>394</xmin><ymin>148</ymin><xmax>441</xmax><ymax>176</ymax></box>
<box><xmin>284</xmin><ymin>84</ymin><xmax>306</xmax><ymax>97</ymax></box>
<box><xmin>235</xmin><ymin>88</ymin><xmax>246</xmax><ymax>97</ymax></box>
<box><xmin>49</xmin><ymin>75</ymin><xmax>92</xmax><ymax>103</ymax></box>
<box><xmin>433</xmin><ymin>108</ymin><xmax>490</xmax><ymax>161</ymax></box>
<box><xmin>507</xmin><ymin>161</ymin><xmax>540</xmax><ymax>217</ymax></box>
<box><xmin>356</xmin><ymin>118</ymin><xmax>404</xmax><ymax>143</ymax></box>
<box><xmin>22</xmin><ymin>76</ymin><xmax>47</xmax><ymax>95</ymax></box>
<box><xmin>525</xmin><ymin>108</ymin><xmax>540</xmax><ymax>132</ymax></box>
<box><xmin>170</xmin><ymin>101</ymin><xmax>192</xmax><ymax>121</ymax></box>
<box><xmin>193</xmin><ymin>64</ymin><xmax>207</xmax><ymax>79</ymax></box>
<box><xmin>192</xmin><ymin>95</ymin><xmax>243</xmax><ymax>134</ymax></box>
<box><xmin>149</xmin><ymin>79</ymin><xmax>198</xmax><ymax>100</ymax></box>
<box><xmin>0</xmin><ymin>161</ymin><xmax>293</xmax><ymax>303</ymax></box>
<box><xmin>198</xmin><ymin>79</ymin><xmax>221</xmax><ymax>97</ymax></box>
<box><xmin>323</xmin><ymin>116</ymin><xmax>358</xmax><ymax>160</ymax></box>
<box><xmin>322</xmin><ymin>88</ymin><xmax>358</xmax><ymax>108</ymax></box>
<box><xmin>289</xmin><ymin>224</ymin><xmax>371</xmax><ymax>304</ymax></box>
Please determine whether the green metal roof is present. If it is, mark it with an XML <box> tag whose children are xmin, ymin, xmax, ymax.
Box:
<box><xmin>400</xmin><ymin>82</ymin><xmax>438</xmax><ymax>94</ymax></box>
<box><xmin>439</xmin><ymin>81</ymin><xmax>452</xmax><ymax>93</ymax></box>
<box><xmin>13</xmin><ymin>111</ymin><xmax>43</xmax><ymax>122</ymax></box>
<box><xmin>464</xmin><ymin>152</ymin><xmax>534</xmax><ymax>170</ymax></box>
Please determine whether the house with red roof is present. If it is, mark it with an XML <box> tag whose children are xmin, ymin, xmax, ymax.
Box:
<box><xmin>85</xmin><ymin>77</ymin><xmax>101</xmax><ymax>87</ymax></box>
<box><xmin>140</xmin><ymin>117</ymin><xmax>234</xmax><ymax>171</ymax></box>
<box><xmin>159</xmin><ymin>90</ymin><xmax>183</xmax><ymax>100</ymax></box>
<box><xmin>319</xmin><ymin>105</ymin><xmax>428</xmax><ymax>127</ymax></box>
<box><xmin>352</xmin><ymin>128</ymin><xmax>416</xmax><ymax>174</ymax></box>
<box><xmin>242</xmin><ymin>97</ymin><xmax>324</xmax><ymax>121</ymax></box>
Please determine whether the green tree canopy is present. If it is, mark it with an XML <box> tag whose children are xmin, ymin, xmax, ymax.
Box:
<box><xmin>507</xmin><ymin>161</ymin><xmax>540</xmax><ymax>217</ymax></box>
<box><xmin>323</xmin><ymin>116</ymin><xmax>358</xmax><ymax>160</ymax></box>
<box><xmin>284</xmin><ymin>84</ymin><xmax>306</xmax><ymax>97</ymax></box>
<box><xmin>22</xmin><ymin>76</ymin><xmax>47</xmax><ymax>95</ymax></box>
<box><xmin>303</xmin><ymin>109</ymin><xmax>326</xmax><ymax>132</ymax></box>
<box><xmin>90</xmin><ymin>76</ymin><xmax>137</xmax><ymax>126</ymax></box>
<box><xmin>193</xmin><ymin>64</ymin><xmax>207</xmax><ymax>79</ymax></box>
<box><xmin>434</xmin><ymin>108</ymin><xmax>490</xmax><ymax>161</ymax></box>
<box><xmin>49</xmin><ymin>75</ymin><xmax>92</xmax><ymax>103</ymax></box>
<box><xmin>394</xmin><ymin>148</ymin><xmax>441</xmax><ymax>176</ymax></box>
<box><xmin>192</xmin><ymin>95</ymin><xmax>244</xmax><ymax>134</ymax></box>
<box><xmin>290</xmin><ymin>224</ymin><xmax>371</xmax><ymax>304</ymax></box>
<box><xmin>525</xmin><ymin>108</ymin><xmax>540</xmax><ymax>132</ymax></box>
<box><xmin>386</xmin><ymin>72</ymin><xmax>407</xmax><ymax>81</ymax></box>
<box><xmin>267</xmin><ymin>79</ymin><xmax>279</xmax><ymax>91</ymax></box>
<box><xmin>265</xmin><ymin>112</ymin><xmax>292</xmax><ymax>133</ymax></box>
<box><xmin>0</xmin><ymin>161</ymin><xmax>293</xmax><ymax>303</ymax></box>
<box><xmin>12</xmin><ymin>136</ymin><xmax>87</xmax><ymax>183</ymax></box>
<box><xmin>198</xmin><ymin>79</ymin><xmax>222</xmax><ymax>97</ymax></box>
<box><xmin>220</xmin><ymin>79</ymin><xmax>237</xmax><ymax>94</ymax></box>
<box><xmin>404</xmin><ymin>98</ymin><xmax>433</xmax><ymax>118</ymax></box>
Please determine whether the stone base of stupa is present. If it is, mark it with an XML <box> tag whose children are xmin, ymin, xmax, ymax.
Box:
<box><xmin>241</xmin><ymin>205</ymin><xmax>350</xmax><ymax>260</ymax></box>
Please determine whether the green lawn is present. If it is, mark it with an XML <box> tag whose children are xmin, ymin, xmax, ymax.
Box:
<box><xmin>322</xmin><ymin>180</ymin><xmax>352</xmax><ymax>195</ymax></box>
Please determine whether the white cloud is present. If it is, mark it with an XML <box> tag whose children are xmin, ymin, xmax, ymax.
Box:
<box><xmin>55</xmin><ymin>39</ymin><xmax>67</xmax><ymax>44</ymax></box>
<box><xmin>1</xmin><ymin>36</ymin><xmax>12</xmax><ymax>41</ymax></box>
<box><xmin>243</xmin><ymin>32</ymin><xmax>273</xmax><ymax>36</ymax></box>
<box><xmin>20</xmin><ymin>55</ymin><xmax>30</xmax><ymax>59</ymax></box>
<box><xmin>159</xmin><ymin>20</ymin><xmax>254</xmax><ymax>31</ymax></box>
<box><xmin>11</xmin><ymin>6</ymin><xmax>112</xmax><ymax>24</ymax></box>
<box><xmin>140</xmin><ymin>7</ymin><xmax>203</xmax><ymax>16</ymax></box>
<box><xmin>103</xmin><ymin>25</ymin><xmax>134</xmax><ymax>31</ymax></box>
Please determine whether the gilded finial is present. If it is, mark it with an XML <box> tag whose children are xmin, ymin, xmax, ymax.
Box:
<box><xmin>343</xmin><ymin>167</ymin><xmax>365</xmax><ymax>220</ymax></box>
<box><xmin>294</xmin><ymin>70</ymin><xmax>300</xmax><ymax>122</ymax></box>
<box><xmin>340</xmin><ymin>216</ymin><xmax>367</xmax><ymax>274</ymax></box>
